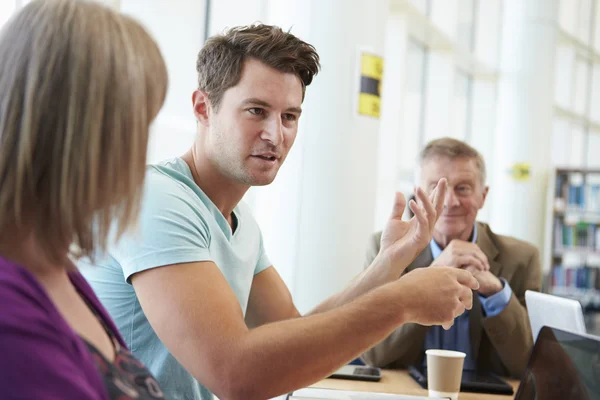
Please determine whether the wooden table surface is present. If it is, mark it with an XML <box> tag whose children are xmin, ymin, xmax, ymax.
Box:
<box><xmin>309</xmin><ymin>369</ymin><xmax>521</xmax><ymax>399</ymax></box>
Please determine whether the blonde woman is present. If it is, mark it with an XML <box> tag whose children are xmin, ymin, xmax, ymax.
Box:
<box><xmin>0</xmin><ymin>1</ymin><xmax>168</xmax><ymax>399</ymax></box>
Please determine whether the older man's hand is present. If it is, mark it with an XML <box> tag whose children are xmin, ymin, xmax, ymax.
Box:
<box><xmin>431</xmin><ymin>240</ymin><xmax>490</xmax><ymax>272</ymax></box>
<box><xmin>464</xmin><ymin>267</ymin><xmax>504</xmax><ymax>297</ymax></box>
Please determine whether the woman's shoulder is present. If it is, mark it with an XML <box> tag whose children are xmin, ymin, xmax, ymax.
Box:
<box><xmin>0</xmin><ymin>258</ymin><xmax>56</xmax><ymax>325</ymax></box>
<box><xmin>0</xmin><ymin>258</ymin><xmax>105</xmax><ymax>399</ymax></box>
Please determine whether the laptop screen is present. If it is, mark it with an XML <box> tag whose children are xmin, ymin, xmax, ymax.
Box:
<box><xmin>515</xmin><ymin>326</ymin><xmax>600</xmax><ymax>400</ymax></box>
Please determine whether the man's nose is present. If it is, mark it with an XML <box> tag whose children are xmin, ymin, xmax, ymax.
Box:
<box><xmin>445</xmin><ymin>190</ymin><xmax>460</xmax><ymax>207</ymax></box>
<box><xmin>260</xmin><ymin>116</ymin><xmax>283</xmax><ymax>146</ymax></box>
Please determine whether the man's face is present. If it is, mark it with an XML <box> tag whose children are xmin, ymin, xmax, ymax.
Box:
<box><xmin>203</xmin><ymin>58</ymin><xmax>303</xmax><ymax>186</ymax></box>
<box><xmin>420</xmin><ymin>156</ymin><xmax>489</xmax><ymax>241</ymax></box>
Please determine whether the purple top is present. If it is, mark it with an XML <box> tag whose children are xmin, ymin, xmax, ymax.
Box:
<box><xmin>0</xmin><ymin>256</ymin><xmax>127</xmax><ymax>400</ymax></box>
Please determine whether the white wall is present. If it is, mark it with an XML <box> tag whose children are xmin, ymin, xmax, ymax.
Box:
<box><xmin>120</xmin><ymin>0</ymin><xmax>206</xmax><ymax>164</ymax></box>
<box><xmin>208</xmin><ymin>0</ymin><xmax>264</xmax><ymax>35</ymax></box>
<box><xmin>373</xmin><ymin>14</ymin><xmax>409</xmax><ymax>233</ymax></box>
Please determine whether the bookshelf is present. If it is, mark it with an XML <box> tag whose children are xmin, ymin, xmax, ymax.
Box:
<box><xmin>545</xmin><ymin>168</ymin><xmax>600</xmax><ymax>314</ymax></box>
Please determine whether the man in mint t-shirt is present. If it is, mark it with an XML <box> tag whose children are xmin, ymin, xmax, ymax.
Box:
<box><xmin>81</xmin><ymin>24</ymin><xmax>480</xmax><ymax>400</ymax></box>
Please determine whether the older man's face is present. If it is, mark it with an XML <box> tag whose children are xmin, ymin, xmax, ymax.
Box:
<box><xmin>420</xmin><ymin>156</ymin><xmax>489</xmax><ymax>242</ymax></box>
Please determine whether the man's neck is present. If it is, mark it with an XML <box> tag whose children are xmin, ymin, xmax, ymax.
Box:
<box><xmin>181</xmin><ymin>150</ymin><xmax>248</xmax><ymax>224</ymax></box>
<box><xmin>432</xmin><ymin>225</ymin><xmax>475</xmax><ymax>249</ymax></box>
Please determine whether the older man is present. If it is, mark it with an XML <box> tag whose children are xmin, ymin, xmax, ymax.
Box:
<box><xmin>362</xmin><ymin>137</ymin><xmax>542</xmax><ymax>378</ymax></box>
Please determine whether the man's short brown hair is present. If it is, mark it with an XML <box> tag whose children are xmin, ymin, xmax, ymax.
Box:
<box><xmin>420</xmin><ymin>137</ymin><xmax>487</xmax><ymax>184</ymax></box>
<box><xmin>196</xmin><ymin>24</ymin><xmax>320</xmax><ymax>110</ymax></box>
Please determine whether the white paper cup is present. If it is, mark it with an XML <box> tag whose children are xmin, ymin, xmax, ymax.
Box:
<box><xmin>425</xmin><ymin>349</ymin><xmax>466</xmax><ymax>400</ymax></box>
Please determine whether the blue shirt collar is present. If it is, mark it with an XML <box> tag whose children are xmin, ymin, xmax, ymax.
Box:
<box><xmin>430</xmin><ymin>223</ymin><xmax>478</xmax><ymax>259</ymax></box>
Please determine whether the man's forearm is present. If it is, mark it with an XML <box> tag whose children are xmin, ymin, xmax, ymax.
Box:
<box><xmin>212</xmin><ymin>282</ymin><xmax>406</xmax><ymax>400</ymax></box>
<box><xmin>309</xmin><ymin>252</ymin><xmax>406</xmax><ymax>315</ymax></box>
<box><xmin>361</xmin><ymin>322</ymin><xmax>428</xmax><ymax>367</ymax></box>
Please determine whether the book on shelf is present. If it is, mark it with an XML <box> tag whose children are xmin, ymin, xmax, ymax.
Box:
<box><xmin>550</xmin><ymin>170</ymin><xmax>600</xmax><ymax>312</ymax></box>
<box><xmin>554</xmin><ymin>172</ymin><xmax>600</xmax><ymax>213</ymax></box>
<box><xmin>554</xmin><ymin>218</ymin><xmax>600</xmax><ymax>251</ymax></box>
<box><xmin>551</xmin><ymin>266</ymin><xmax>600</xmax><ymax>310</ymax></box>
<box><xmin>551</xmin><ymin>266</ymin><xmax>599</xmax><ymax>290</ymax></box>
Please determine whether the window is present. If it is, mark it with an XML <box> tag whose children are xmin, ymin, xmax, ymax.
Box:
<box><xmin>554</xmin><ymin>46</ymin><xmax>576</xmax><ymax>110</ymax></box>
<box><xmin>399</xmin><ymin>39</ymin><xmax>428</xmax><ymax>170</ymax></box>
<box><xmin>591</xmin><ymin>65</ymin><xmax>600</xmax><ymax>123</ymax></box>
<box><xmin>552</xmin><ymin>118</ymin><xmax>571</xmax><ymax>165</ymax></box>
<box><xmin>456</xmin><ymin>0</ymin><xmax>476</xmax><ymax>51</ymax></box>
<box><xmin>578</xmin><ymin>0</ymin><xmax>593</xmax><ymax>44</ymax></box>
<box><xmin>455</xmin><ymin>0</ymin><xmax>477</xmax><ymax>140</ymax></box>
<box><xmin>0</xmin><ymin>0</ymin><xmax>15</xmax><ymax>27</ymax></box>
<box><xmin>594</xmin><ymin>1</ymin><xmax>600</xmax><ymax>52</ymax></box>
<box><xmin>552</xmin><ymin>0</ymin><xmax>599</xmax><ymax>168</ymax></box>
<box><xmin>453</xmin><ymin>71</ymin><xmax>472</xmax><ymax>140</ymax></box>
<box><xmin>559</xmin><ymin>0</ymin><xmax>579</xmax><ymax>35</ymax></box>
<box><xmin>409</xmin><ymin>0</ymin><xmax>430</xmax><ymax>15</ymax></box>
<box><xmin>573</xmin><ymin>56</ymin><xmax>590</xmax><ymax>116</ymax></box>
<box><xmin>570</xmin><ymin>124</ymin><xmax>587</xmax><ymax>167</ymax></box>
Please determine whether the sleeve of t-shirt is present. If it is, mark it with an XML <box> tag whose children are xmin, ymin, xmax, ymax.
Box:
<box><xmin>255</xmin><ymin>230</ymin><xmax>272</xmax><ymax>275</ymax></box>
<box><xmin>0</xmin><ymin>288</ymin><xmax>104</xmax><ymax>399</ymax></box>
<box><xmin>111</xmin><ymin>171</ymin><xmax>213</xmax><ymax>283</ymax></box>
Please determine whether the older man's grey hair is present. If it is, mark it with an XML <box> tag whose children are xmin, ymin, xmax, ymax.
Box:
<box><xmin>415</xmin><ymin>137</ymin><xmax>487</xmax><ymax>186</ymax></box>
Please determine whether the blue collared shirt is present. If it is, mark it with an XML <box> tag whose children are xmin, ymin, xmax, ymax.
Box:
<box><xmin>423</xmin><ymin>224</ymin><xmax>512</xmax><ymax>371</ymax></box>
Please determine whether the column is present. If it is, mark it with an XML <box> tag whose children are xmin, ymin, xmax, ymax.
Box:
<box><xmin>290</xmin><ymin>0</ymin><xmax>389</xmax><ymax>312</ymax></box>
<box><xmin>490</xmin><ymin>0</ymin><xmax>559</xmax><ymax>252</ymax></box>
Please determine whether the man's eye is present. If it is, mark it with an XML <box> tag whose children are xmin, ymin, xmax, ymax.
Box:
<box><xmin>248</xmin><ymin>108</ymin><xmax>265</xmax><ymax>116</ymax></box>
<box><xmin>282</xmin><ymin>113</ymin><xmax>297</xmax><ymax>121</ymax></box>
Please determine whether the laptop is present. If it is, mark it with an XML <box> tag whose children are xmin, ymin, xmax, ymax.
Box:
<box><xmin>525</xmin><ymin>290</ymin><xmax>586</xmax><ymax>342</ymax></box>
<box><xmin>514</xmin><ymin>326</ymin><xmax>600</xmax><ymax>400</ymax></box>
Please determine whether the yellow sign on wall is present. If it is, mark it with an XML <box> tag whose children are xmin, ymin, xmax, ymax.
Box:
<box><xmin>358</xmin><ymin>53</ymin><xmax>384</xmax><ymax>118</ymax></box>
<box><xmin>508</xmin><ymin>163</ymin><xmax>531</xmax><ymax>181</ymax></box>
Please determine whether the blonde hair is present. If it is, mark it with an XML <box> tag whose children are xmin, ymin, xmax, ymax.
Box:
<box><xmin>0</xmin><ymin>0</ymin><xmax>168</xmax><ymax>262</ymax></box>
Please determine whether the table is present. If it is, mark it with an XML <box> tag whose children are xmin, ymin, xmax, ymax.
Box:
<box><xmin>309</xmin><ymin>369</ymin><xmax>521</xmax><ymax>399</ymax></box>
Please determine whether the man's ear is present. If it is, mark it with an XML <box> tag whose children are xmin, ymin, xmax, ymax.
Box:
<box><xmin>192</xmin><ymin>90</ymin><xmax>211</xmax><ymax>126</ymax></box>
<box><xmin>480</xmin><ymin>185</ymin><xmax>490</xmax><ymax>209</ymax></box>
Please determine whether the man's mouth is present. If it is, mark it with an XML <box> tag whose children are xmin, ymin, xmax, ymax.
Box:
<box><xmin>253</xmin><ymin>155</ymin><xmax>277</xmax><ymax>161</ymax></box>
<box><xmin>251</xmin><ymin>152</ymin><xmax>280</xmax><ymax>162</ymax></box>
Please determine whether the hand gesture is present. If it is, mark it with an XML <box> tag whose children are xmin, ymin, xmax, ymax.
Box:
<box><xmin>378</xmin><ymin>179</ymin><xmax>447</xmax><ymax>274</ymax></box>
<box><xmin>464</xmin><ymin>267</ymin><xmax>503</xmax><ymax>297</ymax></box>
<box><xmin>431</xmin><ymin>240</ymin><xmax>490</xmax><ymax>272</ymax></box>
<box><xmin>394</xmin><ymin>266</ymin><xmax>479</xmax><ymax>329</ymax></box>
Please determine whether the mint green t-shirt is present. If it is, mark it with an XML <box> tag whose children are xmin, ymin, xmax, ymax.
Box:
<box><xmin>80</xmin><ymin>158</ymin><xmax>271</xmax><ymax>400</ymax></box>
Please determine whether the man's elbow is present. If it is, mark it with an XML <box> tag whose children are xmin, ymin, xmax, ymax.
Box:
<box><xmin>213</xmin><ymin>381</ymin><xmax>257</xmax><ymax>400</ymax></box>
<box><xmin>206</xmin><ymin>370</ymin><xmax>254</xmax><ymax>400</ymax></box>
<box><xmin>213</xmin><ymin>377</ymin><xmax>273</xmax><ymax>400</ymax></box>
<box><xmin>205</xmin><ymin>356</ymin><xmax>265</xmax><ymax>400</ymax></box>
